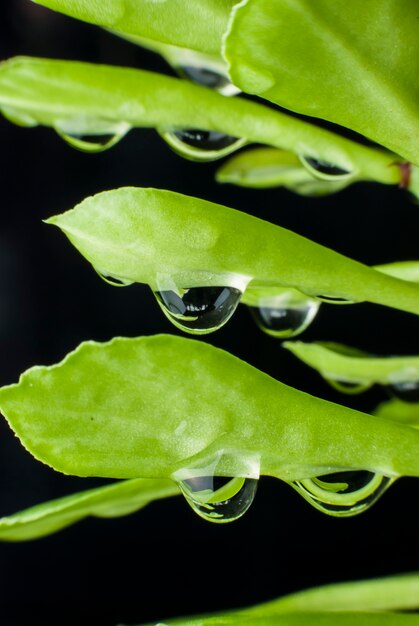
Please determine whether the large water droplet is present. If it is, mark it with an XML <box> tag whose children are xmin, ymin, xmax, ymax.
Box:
<box><xmin>327</xmin><ymin>379</ymin><xmax>373</xmax><ymax>395</ymax></box>
<box><xmin>94</xmin><ymin>268</ymin><xmax>134</xmax><ymax>287</ymax></box>
<box><xmin>154</xmin><ymin>285</ymin><xmax>242</xmax><ymax>334</ymax></box>
<box><xmin>291</xmin><ymin>471</ymin><xmax>393</xmax><ymax>517</ymax></box>
<box><xmin>249</xmin><ymin>297</ymin><xmax>319</xmax><ymax>339</ymax></box>
<box><xmin>299</xmin><ymin>155</ymin><xmax>353</xmax><ymax>181</ymax></box>
<box><xmin>177</xmin><ymin>65</ymin><xmax>241</xmax><ymax>96</ymax></box>
<box><xmin>54</xmin><ymin>118</ymin><xmax>130</xmax><ymax>153</ymax></box>
<box><xmin>387</xmin><ymin>381</ymin><xmax>419</xmax><ymax>403</ymax></box>
<box><xmin>159</xmin><ymin>128</ymin><xmax>246</xmax><ymax>162</ymax></box>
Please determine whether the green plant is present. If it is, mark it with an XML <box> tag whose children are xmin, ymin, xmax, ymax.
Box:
<box><xmin>1</xmin><ymin>1</ymin><xmax>419</xmax><ymax>624</ymax></box>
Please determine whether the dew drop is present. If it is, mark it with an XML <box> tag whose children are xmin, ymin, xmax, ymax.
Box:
<box><xmin>249</xmin><ymin>298</ymin><xmax>319</xmax><ymax>339</ymax></box>
<box><xmin>177</xmin><ymin>65</ymin><xmax>241</xmax><ymax>96</ymax></box>
<box><xmin>94</xmin><ymin>269</ymin><xmax>134</xmax><ymax>287</ymax></box>
<box><xmin>159</xmin><ymin>128</ymin><xmax>246</xmax><ymax>162</ymax></box>
<box><xmin>387</xmin><ymin>380</ymin><xmax>419</xmax><ymax>403</ymax></box>
<box><xmin>291</xmin><ymin>471</ymin><xmax>393</xmax><ymax>517</ymax></box>
<box><xmin>177</xmin><ymin>475</ymin><xmax>257</xmax><ymax>524</ymax></box>
<box><xmin>299</xmin><ymin>155</ymin><xmax>353</xmax><ymax>181</ymax></box>
<box><xmin>327</xmin><ymin>379</ymin><xmax>373</xmax><ymax>395</ymax></box>
<box><xmin>54</xmin><ymin>119</ymin><xmax>130</xmax><ymax>153</ymax></box>
<box><xmin>154</xmin><ymin>285</ymin><xmax>242</xmax><ymax>334</ymax></box>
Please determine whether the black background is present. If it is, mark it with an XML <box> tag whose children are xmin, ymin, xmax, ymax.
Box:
<box><xmin>1</xmin><ymin>2</ymin><xmax>419</xmax><ymax>625</ymax></box>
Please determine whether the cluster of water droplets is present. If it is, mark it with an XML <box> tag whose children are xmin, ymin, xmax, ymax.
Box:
<box><xmin>173</xmin><ymin>453</ymin><xmax>259</xmax><ymax>524</ymax></box>
<box><xmin>299</xmin><ymin>155</ymin><xmax>354</xmax><ymax>182</ymax></box>
<box><xmin>54</xmin><ymin>116</ymin><xmax>131</xmax><ymax>153</ymax></box>
<box><xmin>247</xmin><ymin>289</ymin><xmax>320</xmax><ymax>339</ymax></box>
<box><xmin>291</xmin><ymin>470</ymin><xmax>393</xmax><ymax>516</ymax></box>
<box><xmin>159</xmin><ymin>64</ymin><xmax>245</xmax><ymax>162</ymax></box>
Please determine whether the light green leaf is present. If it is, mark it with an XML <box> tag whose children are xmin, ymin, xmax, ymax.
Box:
<box><xmin>31</xmin><ymin>0</ymin><xmax>235</xmax><ymax>57</ymax></box>
<box><xmin>45</xmin><ymin>187</ymin><xmax>419</xmax><ymax>317</ymax></box>
<box><xmin>2</xmin><ymin>335</ymin><xmax>419</xmax><ymax>482</ymax></box>
<box><xmin>0</xmin><ymin>57</ymin><xmax>401</xmax><ymax>185</ymax></box>
<box><xmin>0</xmin><ymin>478</ymin><xmax>178</xmax><ymax>541</ymax></box>
<box><xmin>374</xmin><ymin>399</ymin><xmax>419</xmax><ymax>428</ymax></box>
<box><xmin>216</xmin><ymin>148</ymin><xmax>353</xmax><ymax>195</ymax></box>
<box><xmin>283</xmin><ymin>341</ymin><xmax>419</xmax><ymax>387</ymax></box>
<box><xmin>224</xmin><ymin>0</ymin><xmax>419</xmax><ymax>165</ymax></box>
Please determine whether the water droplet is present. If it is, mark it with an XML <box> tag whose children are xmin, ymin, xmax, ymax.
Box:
<box><xmin>299</xmin><ymin>155</ymin><xmax>353</xmax><ymax>181</ymax></box>
<box><xmin>291</xmin><ymin>471</ymin><xmax>393</xmax><ymax>517</ymax></box>
<box><xmin>159</xmin><ymin>128</ymin><xmax>246</xmax><ymax>162</ymax></box>
<box><xmin>177</xmin><ymin>65</ymin><xmax>241</xmax><ymax>96</ymax></box>
<box><xmin>1</xmin><ymin>106</ymin><xmax>37</xmax><ymax>127</ymax></box>
<box><xmin>154</xmin><ymin>285</ymin><xmax>242</xmax><ymax>334</ymax></box>
<box><xmin>387</xmin><ymin>381</ymin><xmax>419</xmax><ymax>403</ymax></box>
<box><xmin>249</xmin><ymin>298</ymin><xmax>319</xmax><ymax>339</ymax></box>
<box><xmin>94</xmin><ymin>269</ymin><xmax>134</xmax><ymax>287</ymax></box>
<box><xmin>54</xmin><ymin>118</ymin><xmax>130</xmax><ymax>153</ymax></box>
<box><xmin>327</xmin><ymin>379</ymin><xmax>373</xmax><ymax>395</ymax></box>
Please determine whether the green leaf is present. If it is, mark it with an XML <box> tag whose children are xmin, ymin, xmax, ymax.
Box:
<box><xmin>0</xmin><ymin>57</ymin><xmax>401</xmax><ymax>185</ymax></box>
<box><xmin>2</xmin><ymin>335</ymin><xmax>419</xmax><ymax>482</ymax></box>
<box><xmin>283</xmin><ymin>341</ymin><xmax>419</xmax><ymax>387</ymax></box>
<box><xmin>224</xmin><ymin>0</ymin><xmax>419</xmax><ymax>165</ymax></box>
<box><xmin>45</xmin><ymin>186</ymin><xmax>419</xmax><ymax>317</ymax></box>
<box><xmin>216</xmin><ymin>148</ymin><xmax>353</xmax><ymax>195</ymax></box>
<box><xmin>374</xmin><ymin>399</ymin><xmax>419</xmax><ymax>428</ymax></box>
<box><xmin>0</xmin><ymin>478</ymin><xmax>178</xmax><ymax>541</ymax></box>
<box><xmin>31</xmin><ymin>0</ymin><xmax>235</xmax><ymax>57</ymax></box>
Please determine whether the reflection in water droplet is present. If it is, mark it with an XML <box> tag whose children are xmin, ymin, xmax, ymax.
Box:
<box><xmin>55</xmin><ymin>119</ymin><xmax>130</xmax><ymax>153</ymax></box>
<box><xmin>1</xmin><ymin>106</ymin><xmax>37</xmax><ymax>127</ymax></box>
<box><xmin>299</xmin><ymin>155</ymin><xmax>353</xmax><ymax>181</ymax></box>
<box><xmin>154</xmin><ymin>286</ymin><xmax>242</xmax><ymax>334</ymax></box>
<box><xmin>291</xmin><ymin>471</ymin><xmax>393</xmax><ymax>517</ymax></box>
<box><xmin>159</xmin><ymin>128</ymin><xmax>246</xmax><ymax>162</ymax></box>
<box><xmin>94</xmin><ymin>269</ymin><xmax>134</xmax><ymax>287</ymax></box>
<box><xmin>249</xmin><ymin>298</ymin><xmax>319</xmax><ymax>339</ymax></box>
<box><xmin>315</xmin><ymin>295</ymin><xmax>355</xmax><ymax>305</ymax></box>
<box><xmin>388</xmin><ymin>381</ymin><xmax>419</xmax><ymax>403</ymax></box>
<box><xmin>327</xmin><ymin>379</ymin><xmax>373</xmax><ymax>395</ymax></box>
<box><xmin>177</xmin><ymin>65</ymin><xmax>241</xmax><ymax>96</ymax></box>
<box><xmin>178</xmin><ymin>475</ymin><xmax>258</xmax><ymax>523</ymax></box>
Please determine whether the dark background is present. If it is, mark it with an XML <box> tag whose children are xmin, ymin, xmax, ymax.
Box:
<box><xmin>1</xmin><ymin>2</ymin><xmax>419</xmax><ymax>625</ymax></box>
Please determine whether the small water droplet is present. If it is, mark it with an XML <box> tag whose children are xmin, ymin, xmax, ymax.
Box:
<box><xmin>177</xmin><ymin>65</ymin><xmax>241</xmax><ymax>96</ymax></box>
<box><xmin>1</xmin><ymin>106</ymin><xmax>37</xmax><ymax>127</ymax></box>
<box><xmin>327</xmin><ymin>379</ymin><xmax>373</xmax><ymax>395</ymax></box>
<box><xmin>159</xmin><ymin>128</ymin><xmax>246</xmax><ymax>162</ymax></box>
<box><xmin>299</xmin><ymin>155</ymin><xmax>353</xmax><ymax>181</ymax></box>
<box><xmin>387</xmin><ymin>381</ymin><xmax>419</xmax><ymax>403</ymax></box>
<box><xmin>291</xmin><ymin>471</ymin><xmax>393</xmax><ymax>517</ymax></box>
<box><xmin>249</xmin><ymin>298</ymin><xmax>319</xmax><ymax>339</ymax></box>
<box><xmin>54</xmin><ymin>118</ymin><xmax>130</xmax><ymax>153</ymax></box>
<box><xmin>94</xmin><ymin>269</ymin><xmax>134</xmax><ymax>287</ymax></box>
<box><xmin>154</xmin><ymin>285</ymin><xmax>242</xmax><ymax>334</ymax></box>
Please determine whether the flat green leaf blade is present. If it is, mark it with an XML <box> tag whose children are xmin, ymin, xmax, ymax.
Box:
<box><xmin>0</xmin><ymin>478</ymin><xmax>178</xmax><ymax>541</ymax></box>
<box><xmin>2</xmin><ymin>335</ymin><xmax>419</xmax><ymax>481</ymax></box>
<box><xmin>0</xmin><ymin>57</ymin><xmax>400</xmax><ymax>185</ymax></box>
<box><xmin>224</xmin><ymin>0</ymin><xmax>419</xmax><ymax>165</ymax></box>
<box><xmin>46</xmin><ymin>187</ymin><xmax>419</xmax><ymax>316</ymax></box>
<box><xmin>31</xmin><ymin>0</ymin><xmax>235</xmax><ymax>57</ymax></box>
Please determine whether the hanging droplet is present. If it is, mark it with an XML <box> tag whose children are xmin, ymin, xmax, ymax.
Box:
<box><xmin>291</xmin><ymin>471</ymin><xmax>393</xmax><ymax>517</ymax></box>
<box><xmin>54</xmin><ymin>118</ymin><xmax>130</xmax><ymax>153</ymax></box>
<box><xmin>249</xmin><ymin>298</ymin><xmax>319</xmax><ymax>339</ymax></box>
<box><xmin>387</xmin><ymin>381</ymin><xmax>419</xmax><ymax>403</ymax></box>
<box><xmin>94</xmin><ymin>268</ymin><xmax>134</xmax><ymax>287</ymax></box>
<box><xmin>1</xmin><ymin>106</ymin><xmax>37</xmax><ymax>127</ymax></box>
<box><xmin>154</xmin><ymin>285</ymin><xmax>242</xmax><ymax>334</ymax></box>
<box><xmin>177</xmin><ymin>474</ymin><xmax>257</xmax><ymax>524</ymax></box>
<box><xmin>299</xmin><ymin>155</ymin><xmax>353</xmax><ymax>181</ymax></box>
<box><xmin>327</xmin><ymin>379</ymin><xmax>373</xmax><ymax>395</ymax></box>
<box><xmin>159</xmin><ymin>128</ymin><xmax>246</xmax><ymax>162</ymax></box>
<box><xmin>177</xmin><ymin>65</ymin><xmax>241</xmax><ymax>96</ymax></box>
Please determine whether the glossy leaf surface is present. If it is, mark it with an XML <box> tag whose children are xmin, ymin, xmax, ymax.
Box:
<box><xmin>0</xmin><ymin>57</ymin><xmax>401</xmax><ymax>186</ymax></box>
<box><xmin>2</xmin><ymin>335</ymin><xmax>419</xmax><ymax>481</ymax></box>
<box><xmin>224</xmin><ymin>0</ymin><xmax>419</xmax><ymax>165</ymax></box>
<box><xmin>0</xmin><ymin>478</ymin><xmax>178</xmax><ymax>541</ymax></box>
<box><xmin>46</xmin><ymin>187</ymin><xmax>419</xmax><ymax>316</ymax></box>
